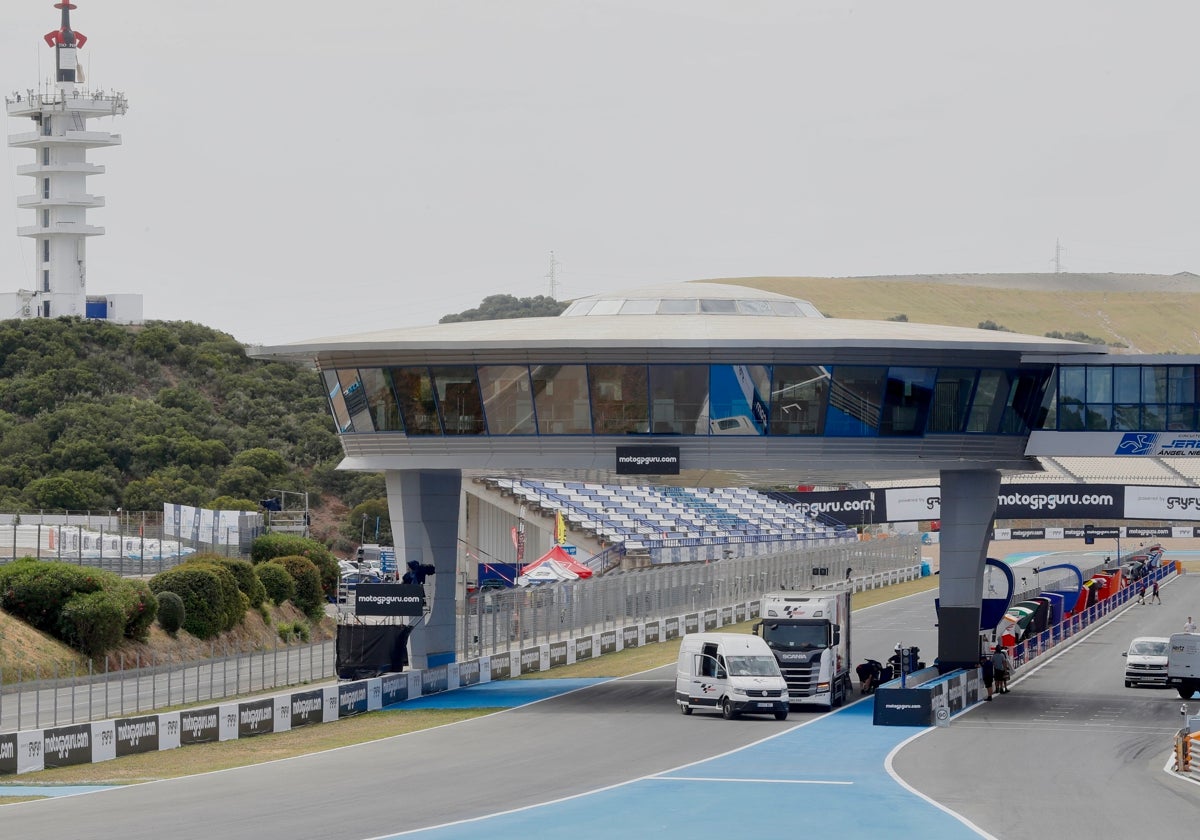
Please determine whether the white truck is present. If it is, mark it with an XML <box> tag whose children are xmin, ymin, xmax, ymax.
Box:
<box><xmin>1167</xmin><ymin>632</ymin><xmax>1200</xmax><ymax>699</ymax></box>
<box><xmin>754</xmin><ymin>589</ymin><xmax>852</xmax><ymax>708</ymax></box>
<box><xmin>675</xmin><ymin>633</ymin><xmax>790</xmax><ymax>720</ymax></box>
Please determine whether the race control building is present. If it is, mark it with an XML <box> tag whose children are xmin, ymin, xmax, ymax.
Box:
<box><xmin>257</xmin><ymin>282</ymin><xmax>1200</xmax><ymax>669</ymax></box>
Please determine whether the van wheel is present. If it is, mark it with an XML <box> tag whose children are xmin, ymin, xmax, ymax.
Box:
<box><xmin>680</xmin><ymin>704</ymin><xmax>692</xmax><ymax>715</ymax></box>
<box><xmin>774</xmin><ymin>710</ymin><xmax>788</xmax><ymax>721</ymax></box>
<box><xmin>721</xmin><ymin>698</ymin><xmax>737</xmax><ymax>720</ymax></box>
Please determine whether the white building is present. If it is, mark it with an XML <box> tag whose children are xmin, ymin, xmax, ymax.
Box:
<box><xmin>2</xmin><ymin>1</ymin><xmax>142</xmax><ymax>324</ymax></box>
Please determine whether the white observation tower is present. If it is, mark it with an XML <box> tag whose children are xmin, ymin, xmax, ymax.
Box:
<box><xmin>3</xmin><ymin>1</ymin><xmax>141</xmax><ymax>323</ymax></box>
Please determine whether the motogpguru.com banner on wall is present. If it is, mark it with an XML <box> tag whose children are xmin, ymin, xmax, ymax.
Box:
<box><xmin>769</xmin><ymin>483</ymin><xmax>1200</xmax><ymax>523</ymax></box>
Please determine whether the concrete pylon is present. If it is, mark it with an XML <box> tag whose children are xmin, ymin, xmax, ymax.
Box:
<box><xmin>936</xmin><ymin>468</ymin><xmax>1001</xmax><ymax>668</ymax></box>
<box><xmin>386</xmin><ymin>469</ymin><xmax>462</xmax><ymax>669</ymax></box>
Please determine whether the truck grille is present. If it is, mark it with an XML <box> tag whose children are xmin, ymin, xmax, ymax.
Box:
<box><xmin>780</xmin><ymin>664</ymin><xmax>817</xmax><ymax>696</ymax></box>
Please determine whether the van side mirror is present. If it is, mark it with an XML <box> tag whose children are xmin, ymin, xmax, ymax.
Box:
<box><xmin>752</xmin><ymin>621</ymin><xmax>762</xmax><ymax>636</ymax></box>
<box><xmin>1121</xmin><ymin>651</ymin><xmax>1127</xmax><ymax>657</ymax></box>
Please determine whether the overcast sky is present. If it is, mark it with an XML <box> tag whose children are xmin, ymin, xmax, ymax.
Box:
<box><xmin>2</xmin><ymin>1</ymin><xmax>1198</xmax><ymax>345</ymax></box>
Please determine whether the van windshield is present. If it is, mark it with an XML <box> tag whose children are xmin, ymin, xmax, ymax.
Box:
<box><xmin>726</xmin><ymin>655</ymin><xmax>780</xmax><ymax>677</ymax></box>
<box><xmin>1130</xmin><ymin>639</ymin><xmax>1168</xmax><ymax>656</ymax></box>
<box><xmin>761</xmin><ymin>622</ymin><xmax>827</xmax><ymax>651</ymax></box>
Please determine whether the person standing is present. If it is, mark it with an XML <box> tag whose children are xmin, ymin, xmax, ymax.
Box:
<box><xmin>980</xmin><ymin>652</ymin><xmax>995</xmax><ymax>701</ymax></box>
<box><xmin>1137</xmin><ymin>584</ymin><xmax>1146</xmax><ymax>605</ymax></box>
<box><xmin>1185</xmin><ymin>617</ymin><xmax>1197</xmax><ymax>633</ymax></box>
<box><xmin>1151</xmin><ymin>580</ymin><xmax>1162</xmax><ymax>604</ymax></box>
<box><xmin>991</xmin><ymin>644</ymin><xmax>1011</xmax><ymax>694</ymax></box>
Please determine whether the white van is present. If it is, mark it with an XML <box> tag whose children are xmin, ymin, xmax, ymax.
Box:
<box><xmin>1122</xmin><ymin>636</ymin><xmax>1169</xmax><ymax>688</ymax></box>
<box><xmin>675</xmin><ymin>633</ymin><xmax>789</xmax><ymax>720</ymax></box>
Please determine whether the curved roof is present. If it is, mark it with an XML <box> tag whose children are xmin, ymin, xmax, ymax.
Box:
<box><xmin>258</xmin><ymin>282</ymin><xmax>1103</xmax><ymax>360</ymax></box>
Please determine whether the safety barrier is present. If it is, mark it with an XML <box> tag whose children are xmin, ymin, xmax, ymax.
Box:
<box><xmin>0</xmin><ymin>601</ymin><xmax>763</xmax><ymax>776</ymax></box>
<box><xmin>872</xmin><ymin>667</ymin><xmax>982</xmax><ymax>726</ymax></box>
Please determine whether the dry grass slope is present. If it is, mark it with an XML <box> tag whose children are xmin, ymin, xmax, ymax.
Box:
<box><xmin>712</xmin><ymin>275</ymin><xmax>1200</xmax><ymax>355</ymax></box>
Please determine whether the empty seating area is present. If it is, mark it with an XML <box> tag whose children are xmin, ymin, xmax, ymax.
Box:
<box><xmin>485</xmin><ymin>478</ymin><xmax>847</xmax><ymax>555</ymax></box>
<box><xmin>1052</xmin><ymin>457</ymin><xmax>1182</xmax><ymax>485</ymax></box>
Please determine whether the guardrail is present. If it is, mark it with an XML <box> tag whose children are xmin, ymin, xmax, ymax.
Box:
<box><xmin>0</xmin><ymin>640</ymin><xmax>334</xmax><ymax>734</ymax></box>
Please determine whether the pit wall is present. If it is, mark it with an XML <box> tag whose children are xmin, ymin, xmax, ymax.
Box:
<box><xmin>872</xmin><ymin>562</ymin><xmax>1176</xmax><ymax>727</ymax></box>
<box><xmin>1</xmin><ymin>602</ymin><xmax>762</xmax><ymax>776</ymax></box>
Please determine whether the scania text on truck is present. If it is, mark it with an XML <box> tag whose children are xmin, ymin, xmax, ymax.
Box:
<box><xmin>754</xmin><ymin>588</ymin><xmax>852</xmax><ymax>708</ymax></box>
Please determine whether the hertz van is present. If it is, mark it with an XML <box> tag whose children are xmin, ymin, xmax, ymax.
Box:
<box><xmin>675</xmin><ymin>633</ymin><xmax>790</xmax><ymax>720</ymax></box>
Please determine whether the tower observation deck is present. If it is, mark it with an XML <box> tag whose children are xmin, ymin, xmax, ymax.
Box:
<box><xmin>3</xmin><ymin>1</ymin><xmax>141</xmax><ymax>323</ymax></box>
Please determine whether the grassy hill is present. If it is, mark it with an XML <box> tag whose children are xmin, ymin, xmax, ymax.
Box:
<box><xmin>711</xmin><ymin>273</ymin><xmax>1200</xmax><ymax>355</ymax></box>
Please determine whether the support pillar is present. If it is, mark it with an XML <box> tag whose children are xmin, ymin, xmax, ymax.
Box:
<box><xmin>386</xmin><ymin>469</ymin><xmax>461</xmax><ymax>669</ymax></box>
<box><xmin>937</xmin><ymin>469</ymin><xmax>1001</xmax><ymax>669</ymax></box>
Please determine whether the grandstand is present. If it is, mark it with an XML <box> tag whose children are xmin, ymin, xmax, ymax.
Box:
<box><xmin>484</xmin><ymin>478</ymin><xmax>851</xmax><ymax>563</ymax></box>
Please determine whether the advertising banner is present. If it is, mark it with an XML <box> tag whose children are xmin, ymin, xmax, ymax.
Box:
<box><xmin>354</xmin><ymin>584</ymin><xmax>426</xmax><ymax>617</ymax></box>
<box><xmin>0</xmin><ymin>733</ymin><xmax>16</xmax><ymax>775</ymax></box>
<box><xmin>115</xmin><ymin>715</ymin><xmax>160</xmax><ymax>757</ymax></box>
<box><xmin>767</xmin><ymin>489</ymin><xmax>880</xmax><ymax>525</ymax></box>
<box><xmin>421</xmin><ymin>666</ymin><xmax>449</xmax><ymax>695</ymax></box>
<box><xmin>872</xmin><ymin>688</ymin><xmax>933</xmax><ymax>727</ymax></box>
<box><xmin>885</xmin><ymin>487</ymin><xmax>941</xmax><ymax>521</ymax></box>
<box><xmin>237</xmin><ymin>698</ymin><xmax>275</xmax><ymax>738</ymax></box>
<box><xmin>338</xmin><ymin>682</ymin><xmax>370</xmax><ymax>718</ymax></box>
<box><xmin>1125</xmin><ymin>486</ymin><xmax>1200</xmax><ymax>521</ymax></box>
<box><xmin>179</xmin><ymin>707</ymin><xmax>220</xmax><ymax>745</ymax></box>
<box><xmin>615</xmin><ymin>445</ymin><xmax>680</xmax><ymax>475</ymax></box>
<box><xmin>42</xmin><ymin>723</ymin><xmax>92</xmax><ymax>769</ymax></box>
<box><xmin>290</xmin><ymin>689</ymin><xmax>326</xmax><ymax>728</ymax></box>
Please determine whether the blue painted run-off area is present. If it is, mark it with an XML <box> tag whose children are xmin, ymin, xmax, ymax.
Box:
<box><xmin>389</xmin><ymin>692</ymin><xmax>985</xmax><ymax>840</ymax></box>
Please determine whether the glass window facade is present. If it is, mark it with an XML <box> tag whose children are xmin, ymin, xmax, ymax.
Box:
<box><xmin>1044</xmin><ymin>364</ymin><xmax>1200</xmax><ymax>432</ymax></box>
<box><xmin>321</xmin><ymin>362</ymin><xmax>1200</xmax><ymax>439</ymax></box>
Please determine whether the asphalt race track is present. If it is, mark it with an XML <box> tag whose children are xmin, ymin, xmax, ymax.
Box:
<box><xmin>3</xmin><ymin>557</ymin><xmax>1196</xmax><ymax>839</ymax></box>
<box><xmin>894</xmin><ymin>570</ymin><xmax>1200</xmax><ymax>837</ymax></box>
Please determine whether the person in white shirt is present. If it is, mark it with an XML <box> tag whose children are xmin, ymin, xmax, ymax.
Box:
<box><xmin>1185</xmin><ymin>617</ymin><xmax>1197</xmax><ymax>633</ymax></box>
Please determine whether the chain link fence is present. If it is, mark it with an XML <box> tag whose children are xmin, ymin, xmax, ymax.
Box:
<box><xmin>0</xmin><ymin>638</ymin><xmax>335</xmax><ymax>733</ymax></box>
<box><xmin>0</xmin><ymin>510</ymin><xmax>255</xmax><ymax>566</ymax></box>
<box><xmin>460</xmin><ymin>535</ymin><xmax>922</xmax><ymax>659</ymax></box>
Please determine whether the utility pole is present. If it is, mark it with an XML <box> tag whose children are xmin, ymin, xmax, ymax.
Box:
<box><xmin>1053</xmin><ymin>239</ymin><xmax>1065</xmax><ymax>274</ymax></box>
<box><xmin>546</xmin><ymin>251</ymin><xmax>560</xmax><ymax>299</ymax></box>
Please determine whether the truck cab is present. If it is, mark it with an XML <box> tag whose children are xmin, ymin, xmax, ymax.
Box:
<box><xmin>755</xmin><ymin>589</ymin><xmax>852</xmax><ymax>708</ymax></box>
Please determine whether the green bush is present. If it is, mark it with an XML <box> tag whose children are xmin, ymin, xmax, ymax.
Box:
<box><xmin>190</xmin><ymin>554</ymin><xmax>266</xmax><ymax>609</ymax></box>
<box><xmin>149</xmin><ymin>562</ymin><xmax>246</xmax><ymax>639</ymax></box>
<box><xmin>267</xmin><ymin>555</ymin><xmax>324</xmax><ymax>620</ymax></box>
<box><xmin>276</xmin><ymin>620</ymin><xmax>310</xmax><ymax>643</ymax></box>
<box><xmin>252</xmin><ymin>534</ymin><xmax>339</xmax><ymax>601</ymax></box>
<box><xmin>57</xmin><ymin>590</ymin><xmax>126</xmax><ymax>658</ymax></box>
<box><xmin>156</xmin><ymin>591</ymin><xmax>186</xmax><ymax>634</ymax></box>
<box><xmin>0</xmin><ymin>559</ymin><xmax>109</xmax><ymax>635</ymax></box>
<box><xmin>255</xmin><ymin>562</ymin><xmax>296</xmax><ymax>606</ymax></box>
<box><xmin>116</xmin><ymin>578</ymin><xmax>158</xmax><ymax>641</ymax></box>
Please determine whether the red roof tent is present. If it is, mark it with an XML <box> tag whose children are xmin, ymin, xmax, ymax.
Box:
<box><xmin>523</xmin><ymin>545</ymin><xmax>593</xmax><ymax>578</ymax></box>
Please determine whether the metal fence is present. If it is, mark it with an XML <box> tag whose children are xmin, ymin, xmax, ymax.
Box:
<box><xmin>459</xmin><ymin>535</ymin><xmax>923</xmax><ymax>659</ymax></box>
<box><xmin>0</xmin><ymin>638</ymin><xmax>335</xmax><ymax>733</ymax></box>
<box><xmin>0</xmin><ymin>510</ymin><xmax>252</xmax><ymax>564</ymax></box>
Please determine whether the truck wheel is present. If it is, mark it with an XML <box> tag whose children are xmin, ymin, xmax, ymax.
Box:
<box><xmin>832</xmin><ymin>678</ymin><xmax>845</xmax><ymax>708</ymax></box>
<box><xmin>1178</xmin><ymin>686</ymin><xmax>1196</xmax><ymax>699</ymax></box>
<box><xmin>721</xmin><ymin>698</ymin><xmax>737</xmax><ymax>720</ymax></box>
<box><xmin>680</xmin><ymin>704</ymin><xmax>692</xmax><ymax>715</ymax></box>
<box><xmin>774</xmin><ymin>710</ymin><xmax>788</xmax><ymax>721</ymax></box>
<box><xmin>1124</xmin><ymin>680</ymin><xmax>1132</xmax><ymax>688</ymax></box>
